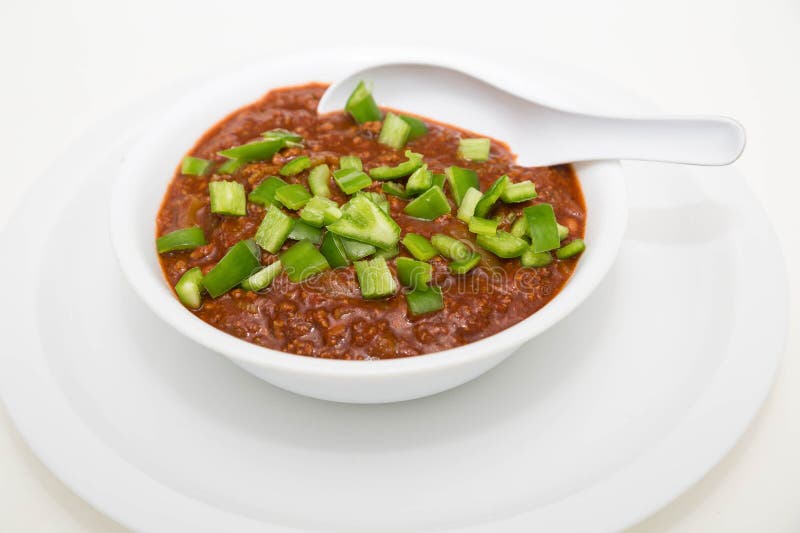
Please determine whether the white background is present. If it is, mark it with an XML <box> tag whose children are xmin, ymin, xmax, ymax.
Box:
<box><xmin>0</xmin><ymin>0</ymin><xmax>797</xmax><ymax>531</ymax></box>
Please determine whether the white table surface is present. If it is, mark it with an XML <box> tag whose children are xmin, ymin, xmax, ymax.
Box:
<box><xmin>1</xmin><ymin>0</ymin><xmax>798</xmax><ymax>531</ymax></box>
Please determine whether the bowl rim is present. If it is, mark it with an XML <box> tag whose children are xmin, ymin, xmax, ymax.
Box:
<box><xmin>109</xmin><ymin>49</ymin><xmax>628</xmax><ymax>378</ymax></box>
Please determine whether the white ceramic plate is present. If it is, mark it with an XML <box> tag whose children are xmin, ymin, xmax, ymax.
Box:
<box><xmin>0</xmin><ymin>48</ymin><xmax>788</xmax><ymax>532</ymax></box>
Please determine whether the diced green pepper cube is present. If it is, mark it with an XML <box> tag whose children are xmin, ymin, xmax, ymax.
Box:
<box><xmin>333</xmin><ymin>168</ymin><xmax>372</xmax><ymax>195</ymax></box>
<box><xmin>345</xmin><ymin>80</ymin><xmax>382</xmax><ymax>124</ymax></box>
<box><xmin>340</xmin><ymin>237</ymin><xmax>376</xmax><ymax>260</ymax></box>
<box><xmin>457</xmin><ymin>138</ymin><xmax>491</xmax><ymax>162</ymax></box>
<box><xmin>369</xmin><ymin>150</ymin><xmax>423</xmax><ymax>180</ymax></box>
<box><xmin>403</xmin><ymin>185</ymin><xmax>450</xmax><ymax>220</ymax></box>
<box><xmin>308</xmin><ymin>164</ymin><xmax>331</xmax><ymax>197</ymax></box>
<box><xmin>521</xmin><ymin>248</ymin><xmax>553</xmax><ymax>268</ymax></box>
<box><xmin>378</xmin><ymin>112</ymin><xmax>411</xmax><ymax>150</ymax></box>
<box><xmin>241</xmin><ymin>260</ymin><xmax>283</xmax><ymax>291</ymax></box>
<box><xmin>287</xmin><ymin>219</ymin><xmax>323</xmax><ymax>244</ymax></box>
<box><xmin>500</xmin><ymin>181</ymin><xmax>537</xmax><ymax>203</ymax></box>
<box><xmin>327</xmin><ymin>194</ymin><xmax>401</xmax><ymax>250</ymax></box>
<box><xmin>201</xmin><ymin>240</ymin><xmax>261</xmax><ymax>298</ymax></box>
<box><xmin>319</xmin><ymin>232</ymin><xmax>350</xmax><ymax>268</ymax></box>
<box><xmin>456</xmin><ymin>187</ymin><xmax>482</xmax><ymax>223</ymax></box>
<box><xmin>406</xmin><ymin>286</ymin><xmax>443</xmax><ymax>315</ymax></box>
<box><xmin>396</xmin><ymin>257</ymin><xmax>432</xmax><ymax>290</ymax></box>
<box><xmin>445</xmin><ymin>166</ymin><xmax>479</xmax><ymax>206</ymax></box>
<box><xmin>339</xmin><ymin>155</ymin><xmax>363</xmax><ymax>171</ymax></box>
<box><xmin>402</xmin><ymin>233</ymin><xmax>438</xmax><ymax>261</ymax></box>
<box><xmin>181</xmin><ymin>156</ymin><xmax>212</xmax><ymax>176</ymax></box>
<box><xmin>254</xmin><ymin>205</ymin><xmax>295</xmax><ymax>253</ymax></box>
<box><xmin>524</xmin><ymin>203</ymin><xmax>560</xmax><ymax>252</ymax></box>
<box><xmin>209</xmin><ymin>180</ymin><xmax>247</xmax><ymax>216</ymax></box>
<box><xmin>280</xmin><ymin>240</ymin><xmax>330</xmax><ymax>282</ymax></box>
<box><xmin>406</xmin><ymin>164</ymin><xmax>432</xmax><ymax>195</ymax></box>
<box><xmin>354</xmin><ymin>256</ymin><xmax>396</xmax><ymax>298</ymax></box>
<box><xmin>473</xmin><ymin>175</ymin><xmax>509</xmax><ymax>218</ymax></box>
<box><xmin>556</xmin><ymin>238</ymin><xmax>586</xmax><ymax>259</ymax></box>
<box><xmin>218</xmin><ymin>139</ymin><xmax>284</xmax><ymax>162</ymax></box>
<box><xmin>274</xmin><ymin>183</ymin><xmax>312</xmax><ymax>210</ymax></box>
<box><xmin>156</xmin><ymin>226</ymin><xmax>207</xmax><ymax>253</ymax></box>
<box><xmin>468</xmin><ymin>216</ymin><xmax>499</xmax><ymax>235</ymax></box>
<box><xmin>279</xmin><ymin>155</ymin><xmax>311</xmax><ymax>176</ymax></box>
<box><xmin>174</xmin><ymin>267</ymin><xmax>204</xmax><ymax>308</ymax></box>
<box><xmin>476</xmin><ymin>231</ymin><xmax>528</xmax><ymax>258</ymax></box>
<box><xmin>248</xmin><ymin>176</ymin><xmax>288</xmax><ymax>206</ymax></box>
<box><xmin>399</xmin><ymin>115</ymin><xmax>428</xmax><ymax>141</ymax></box>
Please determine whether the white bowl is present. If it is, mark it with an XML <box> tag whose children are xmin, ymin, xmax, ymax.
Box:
<box><xmin>110</xmin><ymin>49</ymin><xmax>627</xmax><ymax>403</ymax></box>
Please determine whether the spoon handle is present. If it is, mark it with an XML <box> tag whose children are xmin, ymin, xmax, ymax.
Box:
<box><xmin>527</xmin><ymin>111</ymin><xmax>746</xmax><ymax>167</ymax></box>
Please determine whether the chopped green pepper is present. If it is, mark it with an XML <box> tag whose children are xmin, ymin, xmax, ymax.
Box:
<box><xmin>354</xmin><ymin>256</ymin><xmax>396</xmax><ymax>298</ymax></box>
<box><xmin>156</xmin><ymin>226</ymin><xmax>207</xmax><ymax>253</ymax></box>
<box><xmin>501</xmin><ymin>181</ymin><xmax>537</xmax><ymax>203</ymax></box>
<box><xmin>308</xmin><ymin>164</ymin><xmax>331</xmax><ymax>197</ymax></box>
<box><xmin>248</xmin><ymin>176</ymin><xmax>287</xmax><ymax>206</ymax></box>
<box><xmin>403</xmin><ymin>185</ymin><xmax>450</xmax><ymax>220</ymax></box>
<box><xmin>201</xmin><ymin>239</ymin><xmax>261</xmax><ymax>298</ymax></box>
<box><xmin>445</xmin><ymin>166</ymin><xmax>479</xmax><ymax>206</ymax></box>
<box><xmin>217</xmin><ymin>158</ymin><xmax>244</xmax><ymax>175</ymax></box>
<box><xmin>510</xmin><ymin>216</ymin><xmax>529</xmax><ymax>239</ymax></box>
<box><xmin>287</xmin><ymin>219</ymin><xmax>323</xmax><ymax>244</ymax></box>
<box><xmin>430</xmin><ymin>234</ymin><xmax>473</xmax><ymax>262</ymax></box>
<box><xmin>457</xmin><ymin>138</ymin><xmax>490</xmax><ymax>162</ymax></box>
<box><xmin>476</xmin><ymin>231</ymin><xmax>528</xmax><ymax>258</ymax></box>
<box><xmin>181</xmin><ymin>156</ymin><xmax>212</xmax><ymax>176</ymax></box>
<box><xmin>356</xmin><ymin>191</ymin><xmax>389</xmax><ymax>214</ymax></box>
<box><xmin>406</xmin><ymin>164</ymin><xmax>432</xmax><ymax>195</ymax></box>
<box><xmin>431</xmin><ymin>173</ymin><xmax>446</xmax><ymax>189</ymax></box>
<box><xmin>174</xmin><ymin>267</ymin><xmax>204</xmax><ymax>308</ymax></box>
<box><xmin>345</xmin><ymin>80</ymin><xmax>382</xmax><ymax>124</ymax></box>
<box><xmin>557</xmin><ymin>223</ymin><xmax>569</xmax><ymax>240</ymax></box>
<box><xmin>382</xmin><ymin>181</ymin><xmax>412</xmax><ymax>199</ymax></box>
<box><xmin>300</xmin><ymin>196</ymin><xmax>341</xmax><ymax>227</ymax></box>
<box><xmin>339</xmin><ymin>155</ymin><xmax>363</xmax><ymax>171</ymax></box>
<box><xmin>209</xmin><ymin>181</ymin><xmax>247</xmax><ymax>216</ymax></box>
<box><xmin>369</xmin><ymin>150</ymin><xmax>423</xmax><ymax>180</ymax></box>
<box><xmin>340</xmin><ymin>237</ymin><xmax>376</xmax><ymax>260</ymax></box>
<box><xmin>396</xmin><ymin>257</ymin><xmax>432</xmax><ymax>290</ymax></box>
<box><xmin>556</xmin><ymin>238</ymin><xmax>586</xmax><ymax>259</ymax></box>
<box><xmin>399</xmin><ymin>115</ymin><xmax>429</xmax><ymax>141</ymax></box>
<box><xmin>473</xmin><ymin>175</ymin><xmax>509</xmax><ymax>218</ymax></box>
<box><xmin>241</xmin><ymin>260</ymin><xmax>283</xmax><ymax>291</ymax></box>
<box><xmin>374</xmin><ymin>243</ymin><xmax>399</xmax><ymax>259</ymax></box>
<box><xmin>280</xmin><ymin>240</ymin><xmax>330</xmax><ymax>282</ymax></box>
<box><xmin>406</xmin><ymin>286</ymin><xmax>443</xmax><ymax>315</ymax></box>
<box><xmin>254</xmin><ymin>205</ymin><xmax>294</xmax><ymax>253</ymax></box>
<box><xmin>262</xmin><ymin>129</ymin><xmax>303</xmax><ymax>146</ymax></box>
<box><xmin>449</xmin><ymin>253</ymin><xmax>481</xmax><ymax>274</ymax></box>
<box><xmin>333</xmin><ymin>168</ymin><xmax>372</xmax><ymax>195</ymax></box>
<box><xmin>279</xmin><ymin>155</ymin><xmax>311</xmax><ymax>176</ymax></box>
<box><xmin>319</xmin><ymin>232</ymin><xmax>350</xmax><ymax>268</ymax></box>
<box><xmin>218</xmin><ymin>139</ymin><xmax>284</xmax><ymax>162</ymax></box>
<box><xmin>524</xmin><ymin>203</ymin><xmax>560</xmax><ymax>252</ymax></box>
<box><xmin>521</xmin><ymin>248</ymin><xmax>553</xmax><ymax>267</ymax></box>
<box><xmin>327</xmin><ymin>194</ymin><xmax>401</xmax><ymax>250</ymax></box>
<box><xmin>456</xmin><ymin>187</ymin><xmax>482</xmax><ymax>223</ymax></box>
<box><xmin>402</xmin><ymin>233</ymin><xmax>438</xmax><ymax>261</ymax></box>
<box><xmin>468</xmin><ymin>216</ymin><xmax>498</xmax><ymax>235</ymax></box>
<box><xmin>378</xmin><ymin>112</ymin><xmax>411</xmax><ymax>150</ymax></box>
<box><xmin>274</xmin><ymin>184</ymin><xmax>312</xmax><ymax>210</ymax></box>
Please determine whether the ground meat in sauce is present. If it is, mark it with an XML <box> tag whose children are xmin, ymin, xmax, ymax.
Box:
<box><xmin>156</xmin><ymin>84</ymin><xmax>586</xmax><ymax>360</ymax></box>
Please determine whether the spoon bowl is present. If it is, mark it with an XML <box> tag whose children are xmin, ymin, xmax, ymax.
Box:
<box><xmin>318</xmin><ymin>63</ymin><xmax>745</xmax><ymax>167</ymax></box>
